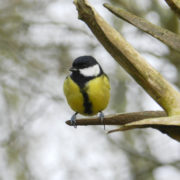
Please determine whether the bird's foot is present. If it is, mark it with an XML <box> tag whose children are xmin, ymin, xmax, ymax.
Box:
<box><xmin>70</xmin><ymin>112</ymin><xmax>78</xmax><ymax>128</ymax></box>
<box><xmin>99</xmin><ymin>111</ymin><xmax>105</xmax><ymax>130</ymax></box>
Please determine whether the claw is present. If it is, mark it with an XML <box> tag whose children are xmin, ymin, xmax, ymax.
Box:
<box><xmin>70</xmin><ymin>112</ymin><xmax>78</xmax><ymax>128</ymax></box>
<box><xmin>99</xmin><ymin>111</ymin><xmax>105</xmax><ymax>130</ymax></box>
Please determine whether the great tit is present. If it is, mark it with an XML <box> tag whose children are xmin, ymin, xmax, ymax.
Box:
<box><xmin>63</xmin><ymin>56</ymin><xmax>110</xmax><ymax>127</ymax></box>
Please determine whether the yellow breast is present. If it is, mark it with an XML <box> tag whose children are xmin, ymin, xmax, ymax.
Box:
<box><xmin>63</xmin><ymin>75</ymin><xmax>110</xmax><ymax>115</ymax></box>
<box><xmin>86</xmin><ymin>75</ymin><xmax>110</xmax><ymax>115</ymax></box>
<box><xmin>63</xmin><ymin>76</ymin><xmax>84</xmax><ymax>114</ymax></box>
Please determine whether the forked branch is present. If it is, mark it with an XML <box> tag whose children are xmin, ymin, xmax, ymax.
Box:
<box><xmin>73</xmin><ymin>0</ymin><xmax>180</xmax><ymax>116</ymax></box>
<box><xmin>69</xmin><ymin>0</ymin><xmax>180</xmax><ymax>142</ymax></box>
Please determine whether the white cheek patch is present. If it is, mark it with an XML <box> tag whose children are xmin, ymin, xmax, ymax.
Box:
<box><xmin>80</xmin><ymin>64</ymin><xmax>100</xmax><ymax>77</ymax></box>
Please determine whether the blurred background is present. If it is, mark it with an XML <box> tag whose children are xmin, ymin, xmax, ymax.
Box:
<box><xmin>0</xmin><ymin>0</ymin><xmax>180</xmax><ymax>180</ymax></box>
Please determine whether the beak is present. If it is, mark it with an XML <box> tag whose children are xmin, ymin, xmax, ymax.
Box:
<box><xmin>69</xmin><ymin>67</ymin><xmax>77</xmax><ymax>72</ymax></box>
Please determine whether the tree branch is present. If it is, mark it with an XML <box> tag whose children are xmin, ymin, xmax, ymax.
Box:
<box><xmin>108</xmin><ymin>116</ymin><xmax>180</xmax><ymax>142</ymax></box>
<box><xmin>66</xmin><ymin>111</ymin><xmax>167</xmax><ymax>126</ymax></box>
<box><xmin>71</xmin><ymin>0</ymin><xmax>180</xmax><ymax>142</ymax></box>
<box><xmin>66</xmin><ymin>111</ymin><xmax>180</xmax><ymax>142</ymax></box>
<box><xmin>165</xmin><ymin>0</ymin><xmax>180</xmax><ymax>17</ymax></box>
<box><xmin>103</xmin><ymin>3</ymin><xmax>180</xmax><ymax>52</ymax></box>
<box><xmin>73</xmin><ymin>0</ymin><xmax>180</xmax><ymax>116</ymax></box>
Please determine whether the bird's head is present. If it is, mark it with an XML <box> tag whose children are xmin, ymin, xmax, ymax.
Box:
<box><xmin>70</xmin><ymin>56</ymin><xmax>103</xmax><ymax>77</ymax></box>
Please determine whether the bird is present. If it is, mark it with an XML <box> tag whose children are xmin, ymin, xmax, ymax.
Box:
<box><xmin>63</xmin><ymin>56</ymin><xmax>110</xmax><ymax>128</ymax></box>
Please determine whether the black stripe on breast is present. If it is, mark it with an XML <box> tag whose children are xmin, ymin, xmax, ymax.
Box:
<box><xmin>80</xmin><ymin>88</ymin><xmax>92</xmax><ymax>115</ymax></box>
<box><xmin>70</xmin><ymin>72</ymin><xmax>93</xmax><ymax>114</ymax></box>
<box><xmin>70</xmin><ymin>71</ymin><xmax>101</xmax><ymax>115</ymax></box>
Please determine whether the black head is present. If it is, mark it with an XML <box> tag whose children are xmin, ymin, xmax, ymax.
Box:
<box><xmin>72</xmin><ymin>56</ymin><xmax>99</xmax><ymax>70</ymax></box>
<box><xmin>70</xmin><ymin>56</ymin><xmax>104</xmax><ymax>88</ymax></box>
